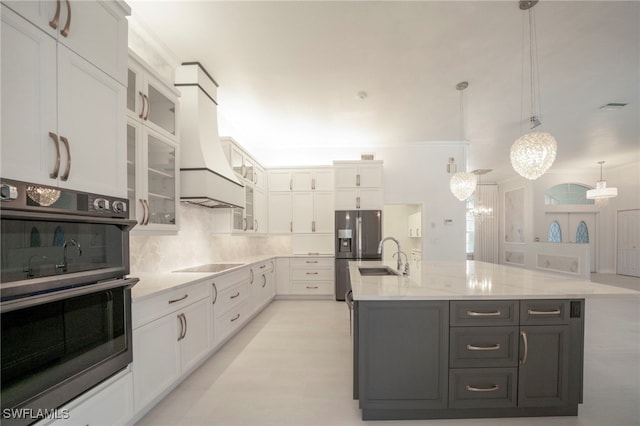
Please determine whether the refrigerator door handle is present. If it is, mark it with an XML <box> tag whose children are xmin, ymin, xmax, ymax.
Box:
<box><xmin>357</xmin><ymin>216</ymin><xmax>362</xmax><ymax>258</ymax></box>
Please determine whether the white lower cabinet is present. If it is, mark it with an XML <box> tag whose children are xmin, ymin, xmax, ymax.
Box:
<box><xmin>39</xmin><ymin>369</ymin><xmax>134</xmax><ymax>426</ymax></box>
<box><xmin>250</xmin><ymin>260</ymin><xmax>275</xmax><ymax>311</ymax></box>
<box><xmin>211</xmin><ymin>268</ymin><xmax>251</xmax><ymax>347</ymax></box>
<box><xmin>278</xmin><ymin>257</ymin><xmax>335</xmax><ymax>297</ymax></box>
<box><xmin>132</xmin><ymin>281</ymin><xmax>211</xmax><ymax>416</ymax></box>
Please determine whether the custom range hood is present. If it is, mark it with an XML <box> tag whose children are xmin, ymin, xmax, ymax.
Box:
<box><xmin>175</xmin><ymin>63</ymin><xmax>244</xmax><ymax>208</ymax></box>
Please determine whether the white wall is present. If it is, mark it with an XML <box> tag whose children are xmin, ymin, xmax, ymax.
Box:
<box><xmin>376</xmin><ymin>142</ymin><xmax>468</xmax><ymax>261</ymax></box>
<box><xmin>499</xmin><ymin>161</ymin><xmax>640</xmax><ymax>273</ymax></box>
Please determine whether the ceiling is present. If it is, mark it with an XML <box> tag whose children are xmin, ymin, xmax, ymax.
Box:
<box><xmin>129</xmin><ymin>1</ymin><xmax>639</xmax><ymax>182</ymax></box>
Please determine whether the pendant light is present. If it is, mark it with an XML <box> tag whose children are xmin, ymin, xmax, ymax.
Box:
<box><xmin>468</xmin><ymin>169</ymin><xmax>493</xmax><ymax>221</ymax></box>
<box><xmin>450</xmin><ymin>81</ymin><xmax>477</xmax><ymax>201</ymax></box>
<box><xmin>510</xmin><ymin>0</ymin><xmax>557</xmax><ymax>180</ymax></box>
<box><xmin>586</xmin><ymin>161</ymin><xmax>618</xmax><ymax>200</ymax></box>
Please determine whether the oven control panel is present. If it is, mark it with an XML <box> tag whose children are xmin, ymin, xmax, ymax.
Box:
<box><xmin>1</xmin><ymin>179</ymin><xmax>130</xmax><ymax>218</ymax></box>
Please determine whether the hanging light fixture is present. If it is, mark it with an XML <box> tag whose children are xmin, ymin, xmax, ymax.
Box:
<box><xmin>468</xmin><ymin>169</ymin><xmax>493</xmax><ymax>221</ymax></box>
<box><xmin>510</xmin><ymin>0</ymin><xmax>557</xmax><ymax>180</ymax></box>
<box><xmin>450</xmin><ymin>81</ymin><xmax>477</xmax><ymax>201</ymax></box>
<box><xmin>586</xmin><ymin>161</ymin><xmax>618</xmax><ymax>200</ymax></box>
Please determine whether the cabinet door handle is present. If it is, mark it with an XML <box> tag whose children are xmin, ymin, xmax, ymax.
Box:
<box><xmin>262</xmin><ymin>275</ymin><xmax>266</xmax><ymax>288</ymax></box>
<box><xmin>48</xmin><ymin>132</ymin><xmax>61</xmax><ymax>178</ymax></box>
<box><xmin>243</xmin><ymin>217</ymin><xmax>247</xmax><ymax>231</ymax></box>
<box><xmin>141</xmin><ymin>199</ymin><xmax>150</xmax><ymax>225</ymax></box>
<box><xmin>49</xmin><ymin>0</ymin><xmax>61</xmax><ymax>29</ymax></box>
<box><xmin>230</xmin><ymin>313</ymin><xmax>241</xmax><ymax>322</ymax></box>
<box><xmin>356</xmin><ymin>196</ymin><xmax>361</xmax><ymax>209</ymax></box>
<box><xmin>312</xmin><ymin>220</ymin><xmax>316</xmax><ymax>232</ymax></box>
<box><xmin>306</xmin><ymin>272</ymin><xmax>319</xmax><ymax>275</ymax></box>
<box><xmin>305</xmin><ymin>260</ymin><xmax>318</xmax><ymax>264</ymax></box>
<box><xmin>230</xmin><ymin>292</ymin><xmax>240</xmax><ymax>299</ymax></box>
<box><xmin>60</xmin><ymin>0</ymin><xmax>71</xmax><ymax>37</ymax></box>
<box><xmin>290</xmin><ymin>221</ymin><xmax>293</xmax><ymax>233</ymax></box>
<box><xmin>212</xmin><ymin>283</ymin><xmax>217</xmax><ymax>304</ymax></box>
<box><xmin>466</xmin><ymin>310</ymin><xmax>501</xmax><ymax>317</ymax></box>
<box><xmin>139</xmin><ymin>199</ymin><xmax>148</xmax><ymax>225</ymax></box>
<box><xmin>168</xmin><ymin>294</ymin><xmax>188</xmax><ymax>304</ymax></box>
<box><xmin>249</xmin><ymin>269</ymin><xmax>254</xmax><ymax>284</ymax></box>
<box><xmin>311</xmin><ymin>178</ymin><xmax>316</xmax><ymax>190</ymax></box>
<box><xmin>289</xmin><ymin>178</ymin><xmax>292</xmax><ymax>191</ymax></box>
<box><xmin>356</xmin><ymin>174</ymin><xmax>360</xmax><ymax>186</ymax></box>
<box><xmin>138</xmin><ymin>91</ymin><xmax>145</xmax><ymax>119</ymax></box>
<box><xmin>177</xmin><ymin>313</ymin><xmax>186</xmax><ymax>341</ymax></box>
<box><xmin>306</xmin><ymin>286</ymin><xmax>318</xmax><ymax>289</ymax></box>
<box><xmin>527</xmin><ymin>308</ymin><xmax>561</xmax><ymax>316</ymax></box>
<box><xmin>467</xmin><ymin>344</ymin><xmax>501</xmax><ymax>351</ymax></box>
<box><xmin>520</xmin><ymin>330</ymin><xmax>528</xmax><ymax>365</ymax></box>
<box><xmin>255</xmin><ymin>219</ymin><xmax>258</xmax><ymax>232</ymax></box>
<box><xmin>143</xmin><ymin>94</ymin><xmax>150</xmax><ymax>120</ymax></box>
<box><xmin>465</xmin><ymin>384</ymin><xmax>500</xmax><ymax>392</ymax></box>
<box><xmin>260</xmin><ymin>265</ymin><xmax>266</xmax><ymax>269</ymax></box>
<box><xmin>59</xmin><ymin>136</ymin><xmax>71</xmax><ymax>181</ymax></box>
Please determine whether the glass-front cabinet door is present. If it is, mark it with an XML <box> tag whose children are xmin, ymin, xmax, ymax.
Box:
<box><xmin>146</xmin><ymin>132</ymin><xmax>177</xmax><ymax>227</ymax></box>
<box><xmin>127</xmin><ymin>54</ymin><xmax>179</xmax><ymax>139</ymax></box>
<box><xmin>127</xmin><ymin>122</ymin><xmax>178</xmax><ymax>233</ymax></box>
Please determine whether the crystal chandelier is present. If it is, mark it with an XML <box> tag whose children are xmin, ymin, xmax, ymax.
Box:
<box><xmin>449</xmin><ymin>81</ymin><xmax>477</xmax><ymax>201</ymax></box>
<box><xmin>586</xmin><ymin>161</ymin><xmax>618</xmax><ymax>200</ymax></box>
<box><xmin>450</xmin><ymin>172</ymin><xmax>477</xmax><ymax>201</ymax></box>
<box><xmin>510</xmin><ymin>0</ymin><xmax>557</xmax><ymax>180</ymax></box>
<box><xmin>467</xmin><ymin>170</ymin><xmax>493</xmax><ymax>221</ymax></box>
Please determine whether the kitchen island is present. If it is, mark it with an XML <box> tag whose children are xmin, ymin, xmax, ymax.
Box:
<box><xmin>350</xmin><ymin>260</ymin><xmax>638</xmax><ymax>421</ymax></box>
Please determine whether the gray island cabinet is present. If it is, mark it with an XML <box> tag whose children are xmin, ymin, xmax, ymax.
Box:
<box><xmin>347</xmin><ymin>260</ymin><xmax>634</xmax><ymax>421</ymax></box>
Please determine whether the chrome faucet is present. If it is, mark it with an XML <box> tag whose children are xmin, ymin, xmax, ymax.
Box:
<box><xmin>393</xmin><ymin>251</ymin><xmax>410</xmax><ymax>276</ymax></box>
<box><xmin>24</xmin><ymin>255</ymin><xmax>47</xmax><ymax>278</ymax></box>
<box><xmin>377</xmin><ymin>237</ymin><xmax>403</xmax><ymax>272</ymax></box>
<box><xmin>56</xmin><ymin>239</ymin><xmax>82</xmax><ymax>272</ymax></box>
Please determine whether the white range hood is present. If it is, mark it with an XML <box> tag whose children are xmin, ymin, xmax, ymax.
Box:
<box><xmin>175</xmin><ymin>63</ymin><xmax>244</xmax><ymax>208</ymax></box>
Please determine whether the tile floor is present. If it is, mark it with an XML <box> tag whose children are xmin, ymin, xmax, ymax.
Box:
<box><xmin>137</xmin><ymin>275</ymin><xmax>639</xmax><ymax>426</ymax></box>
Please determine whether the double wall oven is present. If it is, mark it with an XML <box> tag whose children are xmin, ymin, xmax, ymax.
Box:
<box><xmin>0</xmin><ymin>179</ymin><xmax>138</xmax><ymax>426</ymax></box>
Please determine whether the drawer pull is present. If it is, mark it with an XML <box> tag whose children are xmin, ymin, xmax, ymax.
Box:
<box><xmin>466</xmin><ymin>384</ymin><xmax>500</xmax><ymax>392</ymax></box>
<box><xmin>230</xmin><ymin>313</ymin><xmax>241</xmax><ymax>322</ymax></box>
<box><xmin>467</xmin><ymin>343</ymin><xmax>501</xmax><ymax>351</ymax></box>
<box><xmin>527</xmin><ymin>308</ymin><xmax>561</xmax><ymax>316</ymax></box>
<box><xmin>306</xmin><ymin>260</ymin><xmax>319</xmax><ymax>263</ymax></box>
<box><xmin>306</xmin><ymin>286</ymin><xmax>319</xmax><ymax>289</ymax></box>
<box><xmin>466</xmin><ymin>310</ymin><xmax>501</xmax><ymax>317</ymax></box>
<box><xmin>260</xmin><ymin>265</ymin><xmax>266</xmax><ymax>269</ymax></box>
<box><xmin>230</xmin><ymin>292</ymin><xmax>240</xmax><ymax>299</ymax></box>
<box><xmin>306</xmin><ymin>272</ymin><xmax>319</xmax><ymax>275</ymax></box>
<box><xmin>168</xmin><ymin>294</ymin><xmax>188</xmax><ymax>304</ymax></box>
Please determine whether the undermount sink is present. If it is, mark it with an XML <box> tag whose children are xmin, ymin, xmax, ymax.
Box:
<box><xmin>358</xmin><ymin>266</ymin><xmax>399</xmax><ymax>276</ymax></box>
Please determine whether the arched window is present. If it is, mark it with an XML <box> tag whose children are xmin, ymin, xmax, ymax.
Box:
<box><xmin>544</xmin><ymin>183</ymin><xmax>595</xmax><ymax>205</ymax></box>
<box><xmin>576</xmin><ymin>221</ymin><xmax>589</xmax><ymax>243</ymax></box>
<box><xmin>548</xmin><ymin>221</ymin><xmax>562</xmax><ymax>243</ymax></box>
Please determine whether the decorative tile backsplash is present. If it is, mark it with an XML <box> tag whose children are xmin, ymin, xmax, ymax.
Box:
<box><xmin>130</xmin><ymin>203</ymin><xmax>291</xmax><ymax>273</ymax></box>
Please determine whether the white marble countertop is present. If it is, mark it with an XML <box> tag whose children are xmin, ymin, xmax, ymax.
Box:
<box><xmin>350</xmin><ymin>260</ymin><xmax>640</xmax><ymax>300</ymax></box>
<box><xmin>129</xmin><ymin>254</ymin><xmax>332</xmax><ymax>301</ymax></box>
<box><xmin>130</xmin><ymin>255</ymin><xmax>275</xmax><ymax>301</ymax></box>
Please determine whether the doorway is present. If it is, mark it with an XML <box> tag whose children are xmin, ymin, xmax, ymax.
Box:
<box><xmin>545</xmin><ymin>213</ymin><xmax>597</xmax><ymax>272</ymax></box>
<box><xmin>617</xmin><ymin>209</ymin><xmax>640</xmax><ymax>277</ymax></box>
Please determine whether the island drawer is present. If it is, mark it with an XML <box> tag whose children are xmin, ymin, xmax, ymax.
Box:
<box><xmin>520</xmin><ymin>299</ymin><xmax>572</xmax><ymax>325</ymax></box>
<box><xmin>449</xmin><ymin>327</ymin><xmax>519</xmax><ymax>368</ymax></box>
<box><xmin>450</xmin><ymin>300</ymin><xmax>519</xmax><ymax>326</ymax></box>
<box><xmin>290</xmin><ymin>281</ymin><xmax>334</xmax><ymax>295</ymax></box>
<box><xmin>449</xmin><ymin>368</ymin><xmax>517</xmax><ymax>409</ymax></box>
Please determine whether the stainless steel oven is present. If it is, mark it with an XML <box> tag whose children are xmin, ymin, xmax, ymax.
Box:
<box><xmin>0</xmin><ymin>179</ymin><xmax>138</xmax><ymax>426</ymax></box>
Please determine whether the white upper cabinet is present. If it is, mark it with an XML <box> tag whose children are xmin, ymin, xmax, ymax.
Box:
<box><xmin>3</xmin><ymin>0</ymin><xmax>129</xmax><ymax>85</ymax></box>
<box><xmin>268</xmin><ymin>169</ymin><xmax>293</xmax><ymax>192</ymax></box>
<box><xmin>333</xmin><ymin>161</ymin><xmax>383</xmax><ymax>210</ymax></box>
<box><xmin>127</xmin><ymin>52</ymin><xmax>180</xmax><ymax>140</ymax></box>
<box><xmin>334</xmin><ymin>161</ymin><xmax>382</xmax><ymax>188</ymax></box>
<box><xmin>291</xmin><ymin>168</ymin><xmax>334</xmax><ymax>191</ymax></box>
<box><xmin>1</xmin><ymin>4</ymin><xmax>128</xmax><ymax>197</ymax></box>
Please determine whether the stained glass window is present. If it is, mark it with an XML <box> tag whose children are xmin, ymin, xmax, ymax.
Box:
<box><xmin>576</xmin><ymin>221</ymin><xmax>589</xmax><ymax>243</ymax></box>
<box><xmin>548</xmin><ymin>221</ymin><xmax>562</xmax><ymax>243</ymax></box>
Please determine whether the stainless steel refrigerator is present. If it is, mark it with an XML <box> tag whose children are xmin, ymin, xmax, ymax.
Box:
<box><xmin>335</xmin><ymin>210</ymin><xmax>382</xmax><ymax>301</ymax></box>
